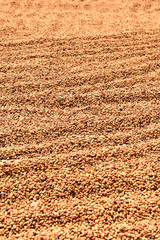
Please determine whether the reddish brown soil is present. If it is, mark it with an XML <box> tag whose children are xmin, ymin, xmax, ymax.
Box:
<box><xmin>0</xmin><ymin>0</ymin><xmax>160</xmax><ymax>239</ymax></box>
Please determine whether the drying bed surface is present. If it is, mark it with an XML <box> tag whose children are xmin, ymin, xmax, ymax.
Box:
<box><xmin>1</xmin><ymin>30</ymin><xmax>160</xmax><ymax>239</ymax></box>
<box><xmin>0</xmin><ymin>0</ymin><xmax>160</xmax><ymax>237</ymax></box>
